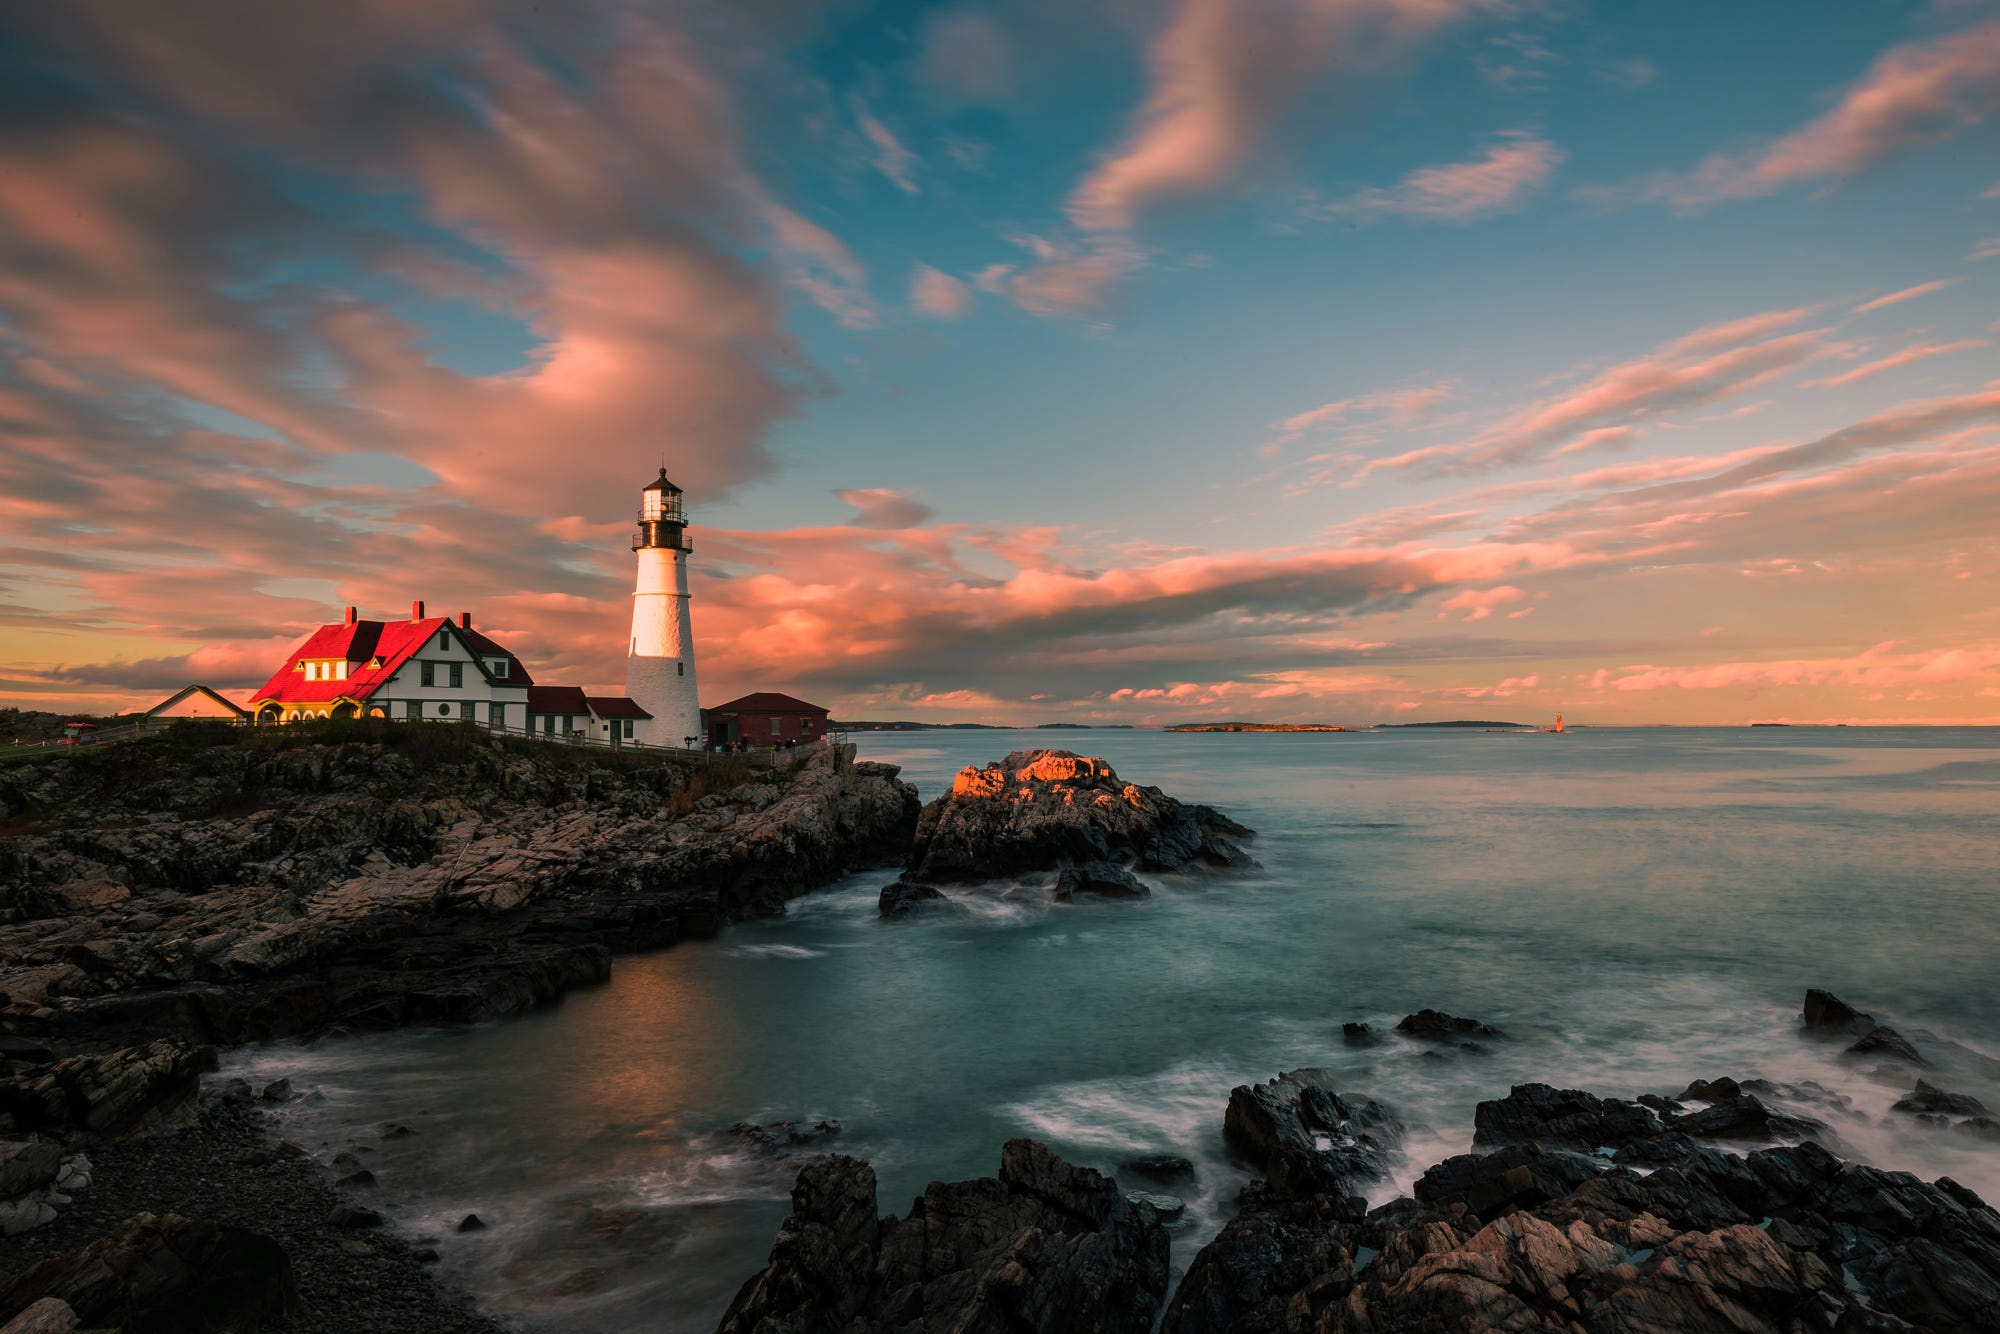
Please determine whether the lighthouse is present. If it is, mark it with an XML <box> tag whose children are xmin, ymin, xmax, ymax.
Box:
<box><xmin>626</xmin><ymin>469</ymin><xmax>703</xmax><ymax>749</ymax></box>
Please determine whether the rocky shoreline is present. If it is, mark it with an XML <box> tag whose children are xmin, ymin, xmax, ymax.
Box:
<box><xmin>722</xmin><ymin>991</ymin><xmax>2000</xmax><ymax>1334</ymax></box>
<box><xmin>0</xmin><ymin>722</ymin><xmax>929</xmax><ymax>1328</ymax></box>
<box><xmin>0</xmin><ymin>735</ymin><xmax>1269</xmax><ymax>1329</ymax></box>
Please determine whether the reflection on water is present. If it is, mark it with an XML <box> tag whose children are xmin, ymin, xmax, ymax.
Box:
<box><xmin>226</xmin><ymin>727</ymin><xmax>2000</xmax><ymax>1332</ymax></box>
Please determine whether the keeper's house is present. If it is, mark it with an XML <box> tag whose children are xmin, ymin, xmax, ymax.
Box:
<box><xmin>242</xmin><ymin>599</ymin><xmax>530</xmax><ymax>725</ymax></box>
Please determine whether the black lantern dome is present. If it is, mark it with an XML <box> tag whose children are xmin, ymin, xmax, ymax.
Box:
<box><xmin>635</xmin><ymin>468</ymin><xmax>690</xmax><ymax>550</ymax></box>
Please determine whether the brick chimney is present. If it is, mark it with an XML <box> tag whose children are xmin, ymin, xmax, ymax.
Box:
<box><xmin>344</xmin><ymin>606</ymin><xmax>357</xmax><ymax>627</ymax></box>
<box><xmin>459</xmin><ymin>612</ymin><xmax>472</xmax><ymax>629</ymax></box>
<box><xmin>411</xmin><ymin>599</ymin><xmax>425</xmax><ymax>621</ymax></box>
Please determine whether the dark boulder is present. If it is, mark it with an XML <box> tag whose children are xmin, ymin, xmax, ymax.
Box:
<box><xmin>1340</xmin><ymin>1022</ymin><xmax>1377</xmax><ymax>1046</ymax></box>
<box><xmin>0</xmin><ymin>1212</ymin><xmax>294</xmax><ymax>1332</ymax></box>
<box><xmin>1803</xmin><ymin>988</ymin><xmax>1874</xmax><ymax>1037</ymax></box>
<box><xmin>730</xmin><ymin>1118</ymin><xmax>843</xmax><ymax>1160</ymax></box>
<box><xmin>1052</xmin><ymin>860</ymin><xmax>1150</xmax><ymax>901</ymax></box>
<box><xmin>718</xmin><ymin>1139</ymin><xmax>1170</xmax><ymax>1334</ymax></box>
<box><xmin>1847</xmin><ymin>1026</ymin><xmax>1925</xmax><ymax>1065</ymax></box>
<box><xmin>878</xmin><ymin>879</ymin><xmax>951</xmax><ymax>919</ymax></box>
<box><xmin>1395</xmin><ymin>1009</ymin><xmax>1502</xmax><ymax>1041</ymax></box>
<box><xmin>1893</xmin><ymin>1081</ymin><xmax>1989</xmax><ymax>1118</ymax></box>
<box><xmin>1223</xmin><ymin>1069</ymin><xmax>1402</xmax><ymax>1204</ymax></box>
<box><xmin>1472</xmin><ymin>1082</ymin><xmax>1664</xmax><ymax>1153</ymax></box>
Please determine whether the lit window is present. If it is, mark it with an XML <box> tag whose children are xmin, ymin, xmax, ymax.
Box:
<box><xmin>305</xmin><ymin>662</ymin><xmax>317</xmax><ymax>682</ymax></box>
<box><xmin>336</xmin><ymin>661</ymin><xmax>349</xmax><ymax>680</ymax></box>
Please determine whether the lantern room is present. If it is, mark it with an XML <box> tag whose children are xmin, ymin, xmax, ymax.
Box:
<box><xmin>635</xmin><ymin>469</ymin><xmax>689</xmax><ymax>551</ymax></box>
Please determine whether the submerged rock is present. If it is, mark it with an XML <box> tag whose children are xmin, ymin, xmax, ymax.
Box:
<box><xmin>903</xmin><ymin>750</ymin><xmax>1254</xmax><ymax>888</ymax></box>
<box><xmin>718</xmin><ymin>1139</ymin><xmax>1170</xmax><ymax>1334</ymax></box>
<box><xmin>1052</xmin><ymin>860</ymin><xmax>1150</xmax><ymax>901</ymax></box>
<box><xmin>1121</xmin><ymin>1153</ymin><xmax>1194</xmax><ymax>1180</ymax></box>
<box><xmin>877</xmin><ymin>880</ymin><xmax>951</xmax><ymax>919</ymax></box>
<box><xmin>1846</xmin><ymin>1024</ymin><xmax>1925</xmax><ymax>1065</ymax></box>
<box><xmin>1395</xmin><ymin>1009</ymin><xmax>1503</xmax><ymax>1042</ymax></box>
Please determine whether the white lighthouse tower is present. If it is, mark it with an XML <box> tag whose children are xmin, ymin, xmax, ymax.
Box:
<box><xmin>626</xmin><ymin>469</ymin><xmax>703</xmax><ymax>749</ymax></box>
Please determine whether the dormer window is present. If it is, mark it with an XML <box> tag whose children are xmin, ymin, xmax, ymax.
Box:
<box><xmin>490</xmin><ymin>658</ymin><xmax>508</xmax><ymax>679</ymax></box>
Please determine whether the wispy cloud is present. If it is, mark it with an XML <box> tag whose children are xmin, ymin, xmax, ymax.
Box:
<box><xmin>1364</xmin><ymin>308</ymin><xmax>1831</xmax><ymax>476</ymax></box>
<box><xmin>1851</xmin><ymin>277</ymin><xmax>1964</xmax><ymax>314</ymax></box>
<box><xmin>1314</xmin><ymin>131</ymin><xmax>1564</xmax><ymax>224</ymax></box>
<box><xmin>837</xmin><ymin>488</ymin><xmax>936</xmax><ymax>529</ymax></box>
<box><xmin>1803</xmin><ymin>339</ymin><xmax>1986</xmax><ymax>388</ymax></box>
<box><xmin>1594</xmin><ymin>19</ymin><xmax>2000</xmax><ymax>211</ymax></box>
<box><xmin>853</xmin><ymin>97</ymin><xmax>918</xmax><ymax>194</ymax></box>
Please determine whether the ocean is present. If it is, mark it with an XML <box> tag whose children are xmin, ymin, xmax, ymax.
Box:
<box><xmin>224</xmin><ymin>726</ymin><xmax>2000</xmax><ymax>1331</ymax></box>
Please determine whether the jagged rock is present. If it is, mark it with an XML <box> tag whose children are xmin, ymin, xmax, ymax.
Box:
<box><xmin>1893</xmin><ymin>1081</ymin><xmax>1988</xmax><ymax>1118</ymax></box>
<box><xmin>456</xmin><ymin>1213</ymin><xmax>485</xmax><ymax>1232</ymax></box>
<box><xmin>0</xmin><ymin>1039</ymin><xmax>200</xmax><ymax>1144</ymax></box>
<box><xmin>878</xmin><ymin>880</ymin><xmax>951</xmax><ymax>919</ymax></box>
<box><xmin>1848</xmin><ymin>1025</ymin><xmax>1925</xmax><ymax>1064</ymax></box>
<box><xmin>0</xmin><ymin>1211</ymin><xmax>294</xmax><ymax>1330</ymax></box>
<box><xmin>904</xmin><ymin>750</ymin><xmax>1253</xmax><ymax>885</ymax></box>
<box><xmin>1395</xmin><ymin>1009</ymin><xmax>1503</xmax><ymax>1041</ymax></box>
<box><xmin>1052</xmin><ymin>860</ymin><xmax>1149</xmax><ymax>901</ymax></box>
<box><xmin>1955</xmin><ymin>1117</ymin><xmax>2000</xmax><ymax>1143</ymax></box>
<box><xmin>1223</xmin><ymin>1069</ymin><xmax>1402</xmax><ymax>1204</ymax></box>
<box><xmin>1163</xmin><ymin>1078</ymin><xmax>2000</xmax><ymax>1334</ymax></box>
<box><xmin>1802</xmin><ymin>988</ymin><xmax>1874</xmax><ymax>1037</ymax></box>
<box><xmin>718</xmin><ymin>1140</ymin><xmax>1170</xmax><ymax>1334</ymax></box>
<box><xmin>1473</xmin><ymin>1083</ymin><xmax>1664</xmax><ymax>1153</ymax></box>
<box><xmin>1340</xmin><ymin>1022</ymin><xmax>1377</xmax><ymax>1046</ymax></box>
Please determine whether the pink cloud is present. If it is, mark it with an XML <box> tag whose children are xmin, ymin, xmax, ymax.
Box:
<box><xmin>1435</xmin><ymin>585</ymin><xmax>1524</xmax><ymax>621</ymax></box>
<box><xmin>837</xmin><ymin>488</ymin><xmax>936</xmax><ymax>530</ymax></box>
<box><xmin>1606</xmin><ymin>20</ymin><xmax>2000</xmax><ymax>211</ymax></box>
<box><xmin>1365</xmin><ymin>308</ymin><xmax>1829</xmax><ymax>476</ymax></box>
<box><xmin>910</xmin><ymin>263</ymin><xmax>973</xmax><ymax>319</ymax></box>
<box><xmin>1318</xmin><ymin>131</ymin><xmax>1565</xmax><ymax>224</ymax></box>
<box><xmin>1606</xmin><ymin>644</ymin><xmax>2000</xmax><ymax>692</ymax></box>
<box><xmin>1851</xmin><ymin>278</ymin><xmax>1964</xmax><ymax>314</ymax></box>
<box><xmin>1803</xmin><ymin>340</ymin><xmax>1988</xmax><ymax>388</ymax></box>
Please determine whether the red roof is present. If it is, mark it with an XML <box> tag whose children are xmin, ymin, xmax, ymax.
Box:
<box><xmin>248</xmin><ymin>616</ymin><xmax>531</xmax><ymax>707</ymax></box>
<box><xmin>710</xmin><ymin>692</ymin><xmax>828</xmax><ymax>716</ymax></box>
<box><xmin>527</xmin><ymin>686</ymin><xmax>590</xmax><ymax>715</ymax></box>
<box><xmin>585</xmin><ymin>695</ymin><xmax>653</xmax><ymax>719</ymax></box>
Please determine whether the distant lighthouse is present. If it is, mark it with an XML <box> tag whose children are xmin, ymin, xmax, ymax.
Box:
<box><xmin>626</xmin><ymin>469</ymin><xmax>703</xmax><ymax>748</ymax></box>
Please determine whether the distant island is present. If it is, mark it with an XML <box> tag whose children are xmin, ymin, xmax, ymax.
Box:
<box><xmin>1375</xmin><ymin>720</ymin><xmax>1530</xmax><ymax>729</ymax></box>
<box><xmin>1165</xmin><ymin>722</ymin><xmax>1353</xmax><ymax>733</ymax></box>
<box><xmin>837</xmin><ymin>721</ymin><xmax>1134</xmax><ymax>731</ymax></box>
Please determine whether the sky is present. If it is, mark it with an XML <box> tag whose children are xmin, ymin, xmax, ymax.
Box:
<box><xmin>1</xmin><ymin>0</ymin><xmax>1998</xmax><ymax>727</ymax></box>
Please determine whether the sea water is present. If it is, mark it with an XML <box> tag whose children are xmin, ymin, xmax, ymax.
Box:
<box><xmin>224</xmin><ymin>727</ymin><xmax>2000</xmax><ymax>1331</ymax></box>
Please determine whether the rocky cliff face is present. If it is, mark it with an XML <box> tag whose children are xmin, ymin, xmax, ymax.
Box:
<box><xmin>1</xmin><ymin>727</ymin><xmax>918</xmax><ymax>1070</ymax></box>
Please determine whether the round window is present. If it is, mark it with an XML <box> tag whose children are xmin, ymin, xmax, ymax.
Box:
<box><xmin>439</xmin><ymin>702</ymin><xmax>451</xmax><ymax>716</ymax></box>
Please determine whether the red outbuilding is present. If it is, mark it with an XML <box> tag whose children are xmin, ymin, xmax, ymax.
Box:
<box><xmin>705</xmin><ymin>692</ymin><xmax>829</xmax><ymax>748</ymax></box>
